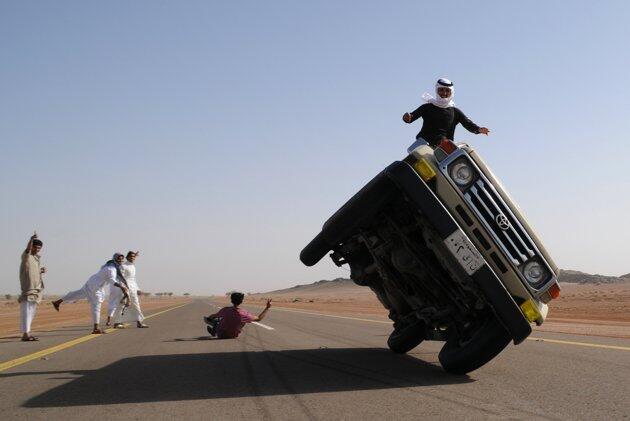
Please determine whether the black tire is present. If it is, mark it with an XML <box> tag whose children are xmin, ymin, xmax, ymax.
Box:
<box><xmin>438</xmin><ymin>316</ymin><xmax>511</xmax><ymax>375</ymax></box>
<box><xmin>300</xmin><ymin>234</ymin><xmax>330</xmax><ymax>267</ymax></box>
<box><xmin>387</xmin><ymin>321</ymin><xmax>426</xmax><ymax>354</ymax></box>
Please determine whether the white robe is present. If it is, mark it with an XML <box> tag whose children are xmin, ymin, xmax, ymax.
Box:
<box><xmin>62</xmin><ymin>265</ymin><xmax>121</xmax><ymax>324</ymax></box>
<box><xmin>113</xmin><ymin>262</ymin><xmax>145</xmax><ymax>323</ymax></box>
<box><xmin>108</xmin><ymin>284</ymin><xmax>124</xmax><ymax>317</ymax></box>
<box><xmin>20</xmin><ymin>301</ymin><xmax>37</xmax><ymax>334</ymax></box>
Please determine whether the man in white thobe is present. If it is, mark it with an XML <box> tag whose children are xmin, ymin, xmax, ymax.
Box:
<box><xmin>52</xmin><ymin>253</ymin><xmax>129</xmax><ymax>334</ymax></box>
<box><xmin>112</xmin><ymin>251</ymin><xmax>148</xmax><ymax>328</ymax></box>
<box><xmin>105</xmin><ymin>283</ymin><xmax>124</xmax><ymax>327</ymax></box>
<box><xmin>18</xmin><ymin>232</ymin><xmax>46</xmax><ymax>342</ymax></box>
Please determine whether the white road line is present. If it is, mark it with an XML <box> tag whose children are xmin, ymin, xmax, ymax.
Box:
<box><xmin>242</xmin><ymin>304</ymin><xmax>391</xmax><ymax>324</ymax></box>
<box><xmin>252</xmin><ymin>321</ymin><xmax>275</xmax><ymax>330</ymax></box>
<box><xmin>274</xmin><ymin>308</ymin><xmax>391</xmax><ymax>324</ymax></box>
<box><xmin>209</xmin><ymin>301</ymin><xmax>630</xmax><ymax>351</ymax></box>
<box><xmin>211</xmin><ymin>302</ymin><xmax>390</xmax><ymax>324</ymax></box>
<box><xmin>527</xmin><ymin>337</ymin><xmax>630</xmax><ymax>352</ymax></box>
<box><xmin>238</xmin><ymin>303</ymin><xmax>630</xmax><ymax>352</ymax></box>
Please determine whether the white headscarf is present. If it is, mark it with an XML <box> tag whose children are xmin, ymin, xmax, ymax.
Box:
<box><xmin>102</xmin><ymin>253</ymin><xmax>124</xmax><ymax>269</ymax></box>
<box><xmin>422</xmin><ymin>78</ymin><xmax>455</xmax><ymax>108</ymax></box>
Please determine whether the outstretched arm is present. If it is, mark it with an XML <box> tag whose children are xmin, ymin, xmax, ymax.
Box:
<box><xmin>403</xmin><ymin>105</ymin><xmax>425</xmax><ymax>124</ymax></box>
<box><xmin>253</xmin><ymin>299</ymin><xmax>272</xmax><ymax>322</ymax></box>
<box><xmin>456</xmin><ymin>108</ymin><xmax>490</xmax><ymax>136</ymax></box>
<box><xmin>25</xmin><ymin>232</ymin><xmax>37</xmax><ymax>253</ymax></box>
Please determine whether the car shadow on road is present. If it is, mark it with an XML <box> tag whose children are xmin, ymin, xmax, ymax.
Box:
<box><xmin>16</xmin><ymin>347</ymin><xmax>472</xmax><ymax>407</ymax></box>
<box><xmin>169</xmin><ymin>336</ymin><xmax>218</xmax><ymax>341</ymax></box>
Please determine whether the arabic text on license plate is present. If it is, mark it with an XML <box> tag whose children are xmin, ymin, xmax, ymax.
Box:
<box><xmin>444</xmin><ymin>230</ymin><xmax>484</xmax><ymax>275</ymax></box>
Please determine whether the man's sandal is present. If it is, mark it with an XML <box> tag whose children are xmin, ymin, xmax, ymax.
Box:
<box><xmin>91</xmin><ymin>329</ymin><xmax>105</xmax><ymax>334</ymax></box>
<box><xmin>21</xmin><ymin>336</ymin><xmax>39</xmax><ymax>342</ymax></box>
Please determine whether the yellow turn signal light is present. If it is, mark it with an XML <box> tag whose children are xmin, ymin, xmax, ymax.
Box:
<box><xmin>413</xmin><ymin>158</ymin><xmax>437</xmax><ymax>182</ymax></box>
<box><xmin>520</xmin><ymin>299</ymin><xmax>541</xmax><ymax>323</ymax></box>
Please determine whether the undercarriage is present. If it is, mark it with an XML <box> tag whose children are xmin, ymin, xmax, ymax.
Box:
<box><xmin>330</xmin><ymin>196</ymin><xmax>491</xmax><ymax>342</ymax></box>
<box><xmin>300</xmin><ymin>161</ymin><xmax>530</xmax><ymax>373</ymax></box>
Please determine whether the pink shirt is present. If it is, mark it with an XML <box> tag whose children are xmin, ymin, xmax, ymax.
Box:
<box><xmin>216</xmin><ymin>306</ymin><xmax>256</xmax><ymax>339</ymax></box>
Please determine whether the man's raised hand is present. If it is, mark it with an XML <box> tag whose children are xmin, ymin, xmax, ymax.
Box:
<box><xmin>402</xmin><ymin>112</ymin><xmax>412</xmax><ymax>123</ymax></box>
<box><xmin>479</xmin><ymin>127</ymin><xmax>490</xmax><ymax>135</ymax></box>
<box><xmin>266</xmin><ymin>299</ymin><xmax>272</xmax><ymax>309</ymax></box>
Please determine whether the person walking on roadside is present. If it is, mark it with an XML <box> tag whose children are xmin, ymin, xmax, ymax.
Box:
<box><xmin>52</xmin><ymin>253</ymin><xmax>129</xmax><ymax>334</ymax></box>
<box><xmin>110</xmin><ymin>251</ymin><xmax>148</xmax><ymax>328</ymax></box>
<box><xmin>204</xmin><ymin>292</ymin><xmax>272</xmax><ymax>339</ymax></box>
<box><xmin>402</xmin><ymin>78</ymin><xmax>490</xmax><ymax>147</ymax></box>
<box><xmin>18</xmin><ymin>232</ymin><xmax>46</xmax><ymax>342</ymax></box>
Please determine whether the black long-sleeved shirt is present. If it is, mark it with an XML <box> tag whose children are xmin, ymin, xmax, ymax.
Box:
<box><xmin>408</xmin><ymin>103</ymin><xmax>481</xmax><ymax>147</ymax></box>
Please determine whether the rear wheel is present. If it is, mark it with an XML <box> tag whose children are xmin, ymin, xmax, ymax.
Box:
<box><xmin>438</xmin><ymin>316</ymin><xmax>511</xmax><ymax>375</ymax></box>
<box><xmin>387</xmin><ymin>321</ymin><xmax>426</xmax><ymax>354</ymax></box>
<box><xmin>300</xmin><ymin>234</ymin><xmax>330</xmax><ymax>267</ymax></box>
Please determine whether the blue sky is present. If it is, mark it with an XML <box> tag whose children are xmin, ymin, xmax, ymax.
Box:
<box><xmin>1</xmin><ymin>1</ymin><xmax>629</xmax><ymax>295</ymax></box>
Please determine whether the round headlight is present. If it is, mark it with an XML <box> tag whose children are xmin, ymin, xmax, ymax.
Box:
<box><xmin>450</xmin><ymin>161</ymin><xmax>474</xmax><ymax>186</ymax></box>
<box><xmin>523</xmin><ymin>261</ymin><xmax>546</xmax><ymax>285</ymax></box>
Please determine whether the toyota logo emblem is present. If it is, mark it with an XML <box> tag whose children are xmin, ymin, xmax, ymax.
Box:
<box><xmin>495</xmin><ymin>214</ymin><xmax>510</xmax><ymax>231</ymax></box>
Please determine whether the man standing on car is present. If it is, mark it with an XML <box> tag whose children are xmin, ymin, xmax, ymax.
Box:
<box><xmin>18</xmin><ymin>232</ymin><xmax>46</xmax><ymax>342</ymax></box>
<box><xmin>402</xmin><ymin>78</ymin><xmax>490</xmax><ymax>147</ymax></box>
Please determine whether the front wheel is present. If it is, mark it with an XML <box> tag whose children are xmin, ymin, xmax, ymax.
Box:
<box><xmin>387</xmin><ymin>321</ymin><xmax>426</xmax><ymax>354</ymax></box>
<box><xmin>438</xmin><ymin>316</ymin><xmax>511</xmax><ymax>375</ymax></box>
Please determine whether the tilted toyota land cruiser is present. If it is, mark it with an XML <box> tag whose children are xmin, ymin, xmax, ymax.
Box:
<box><xmin>300</xmin><ymin>138</ymin><xmax>560</xmax><ymax>374</ymax></box>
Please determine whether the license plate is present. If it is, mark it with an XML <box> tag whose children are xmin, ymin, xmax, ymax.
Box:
<box><xmin>444</xmin><ymin>230</ymin><xmax>484</xmax><ymax>275</ymax></box>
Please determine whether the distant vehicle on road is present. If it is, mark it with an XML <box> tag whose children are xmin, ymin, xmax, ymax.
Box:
<box><xmin>300</xmin><ymin>138</ymin><xmax>561</xmax><ymax>374</ymax></box>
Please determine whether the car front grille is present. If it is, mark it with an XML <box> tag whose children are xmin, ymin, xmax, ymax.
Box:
<box><xmin>463</xmin><ymin>179</ymin><xmax>536</xmax><ymax>266</ymax></box>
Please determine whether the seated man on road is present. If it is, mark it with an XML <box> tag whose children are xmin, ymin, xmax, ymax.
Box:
<box><xmin>204</xmin><ymin>293</ymin><xmax>271</xmax><ymax>339</ymax></box>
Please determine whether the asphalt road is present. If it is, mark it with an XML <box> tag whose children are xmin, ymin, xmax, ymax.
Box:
<box><xmin>1</xmin><ymin>300</ymin><xmax>629</xmax><ymax>420</ymax></box>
